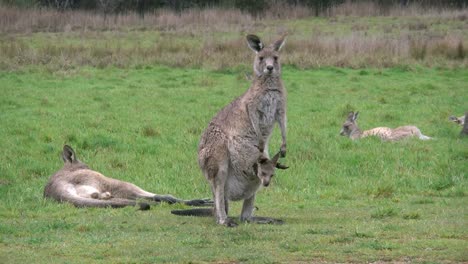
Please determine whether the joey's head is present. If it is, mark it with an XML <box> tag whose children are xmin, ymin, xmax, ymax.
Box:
<box><xmin>61</xmin><ymin>145</ymin><xmax>89</xmax><ymax>170</ymax></box>
<box><xmin>253</xmin><ymin>150</ymin><xmax>289</xmax><ymax>187</ymax></box>
<box><xmin>246</xmin><ymin>34</ymin><xmax>286</xmax><ymax>78</ymax></box>
<box><xmin>340</xmin><ymin>111</ymin><xmax>360</xmax><ymax>138</ymax></box>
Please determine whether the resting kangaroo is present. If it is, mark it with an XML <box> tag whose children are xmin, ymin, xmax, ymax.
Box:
<box><xmin>197</xmin><ymin>34</ymin><xmax>288</xmax><ymax>227</ymax></box>
<box><xmin>449</xmin><ymin>114</ymin><xmax>466</xmax><ymax>126</ymax></box>
<box><xmin>44</xmin><ymin>145</ymin><xmax>212</xmax><ymax>209</ymax></box>
<box><xmin>340</xmin><ymin>111</ymin><xmax>432</xmax><ymax>141</ymax></box>
<box><xmin>172</xmin><ymin>148</ymin><xmax>288</xmax><ymax>220</ymax></box>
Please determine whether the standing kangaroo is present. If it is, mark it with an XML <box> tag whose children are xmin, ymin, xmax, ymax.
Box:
<box><xmin>340</xmin><ymin>111</ymin><xmax>432</xmax><ymax>141</ymax></box>
<box><xmin>197</xmin><ymin>34</ymin><xmax>288</xmax><ymax>227</ymax></box>
<box><xmin>44</xmin><ymin>145</ymin><xmax>211</xmax><ymax>209</ymax></box>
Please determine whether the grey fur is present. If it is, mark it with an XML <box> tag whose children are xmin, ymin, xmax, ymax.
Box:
<box><xmin>44</xmin><ymin>145</ymin><xmax>212</xmax><ymax>209</ymax></box>
<box><xmin>460</xmin><ymin>112</ymin><xmax>468</xmax><ymax>136</ymax></box>
<box><xmin>198</xmin><ymin>34</ymin><xmax>288</xmax><ymax>227</ymax></box>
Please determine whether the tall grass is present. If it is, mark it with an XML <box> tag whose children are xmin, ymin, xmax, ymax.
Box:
<box><xmin>1</xmin><ymin>3</ymin><xmax>468</xmax><ymax>71</ymax></box>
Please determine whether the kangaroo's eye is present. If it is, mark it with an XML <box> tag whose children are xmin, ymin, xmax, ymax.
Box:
<box><xmin>274</xmin><ymin>56</ymin><xmax>278</xmax><ymax>61</ymax></box>
<box><xmin>259</xmin><ymin>56</ymin><xmax>264</xmax><ymax>61</ymax></box>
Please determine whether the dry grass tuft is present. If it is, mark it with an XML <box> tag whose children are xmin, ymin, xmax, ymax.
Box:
<box><xmin>0</xmin><ymin>4</ymin><xmax>467</xmax><ymax>70</ymax></box>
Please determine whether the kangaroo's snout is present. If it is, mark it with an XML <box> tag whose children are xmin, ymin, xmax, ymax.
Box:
<box><xmin>266</xmin><ymin>65</ymin><xmax>274</xmax><ymax>72</ymax></box>
<box><xmin>262</xmin><ymin>179</ymin><xmax>270</xmax><ymax>187</ymax></box>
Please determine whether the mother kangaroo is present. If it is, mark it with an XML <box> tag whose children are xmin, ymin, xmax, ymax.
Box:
<box><xmin>198</xmin><ymin>34</ymin><xmax>288</xmax><ymax>227</ymax></box>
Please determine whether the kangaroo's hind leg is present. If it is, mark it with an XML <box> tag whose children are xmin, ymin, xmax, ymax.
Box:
<box><xmin>205</xmin><ymin>160</ymin><xmax>237</xmax><ymax>227</ymax></box>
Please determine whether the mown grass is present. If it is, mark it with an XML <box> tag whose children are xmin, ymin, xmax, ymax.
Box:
<box><xmin>0</xmin><ymin>65</ymin><xmax>466</xmax><ymax>263</ymax></box>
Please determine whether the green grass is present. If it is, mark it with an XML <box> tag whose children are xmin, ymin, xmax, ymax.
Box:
<box><xmin>0</xmin><ymin>66</ymin><xmax>467</xmax><ymax>263</ymax></box>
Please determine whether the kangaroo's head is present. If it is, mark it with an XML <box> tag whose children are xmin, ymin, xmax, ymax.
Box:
<box><xmin>253</xmin><ymin>150</ymin><xmax>289</xmax><ymax>187</ymax></box>
<box><xmin>246</xmin><ymin>34</ymin><xmax>286</xmax><ymax>78</ymax></box>
<box><xmin>340</xmin><ymin>111</ymin><xmax>360</xmax><ymax>138</ymax></box>
<box><xmin>449</xmin><ymin>115</ymin><xmax>465</xmax><ymax>125</ymax></box>
<box><xmin>61</xmin><ymin>145</ymin><xmax>89</xmax><ymax>170</ymax></box>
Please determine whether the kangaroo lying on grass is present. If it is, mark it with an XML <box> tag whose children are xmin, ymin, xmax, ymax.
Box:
<box><xmin>172</xmin><ymin>148</ymin><xmax>288</xmax><ymax>223</ymax></box>
<box><xmin>44</xmin><ymin>145</ymin><xmax>212</xmax><ymax>210</ymax></box>
<box><xmin>449</xmin><ymin>114</ymin><xmax>465</xmax><ymax>125</ymax></box>
<box><xmin>340</xmin><ymin>111</ymin><xmax>432</xmax><ymax>141</ymax></box>
<box><xmin>197</xmin><ymin>34</ymin><xmax>288</xmax><ymax>227</ymax></box>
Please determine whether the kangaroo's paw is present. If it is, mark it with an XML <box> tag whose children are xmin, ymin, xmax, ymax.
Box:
<box><xmin>244</xmin><ymin>216</ymin><xmax>284</xmax><ymax>225</ymax></box>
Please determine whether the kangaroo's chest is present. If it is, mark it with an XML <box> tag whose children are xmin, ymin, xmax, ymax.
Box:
<box><xmin>256</xmin><ymin>91</ymin><xmax>281</xmax><ymax>135</ymax></box>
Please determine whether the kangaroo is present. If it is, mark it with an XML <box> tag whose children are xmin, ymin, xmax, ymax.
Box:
<box><xmin>197</xmin><ymin>34</ymin><xmax>288</xmax><ymax>227</ymax></box>
<box><xmin>172</xmin><ymin>148</ymin><xmax>288</xmax><ymax>223</ymax></box>
<box><xmin>449</xmin><ymin>115</ymin><xmax>465</xmax><ymax>125</ymax></box>
<box><xmin>340</xmin><ymin>111</ymin><xmax>432</xmax><ymax>141</ymax></box>
<box><xmin>44</xmin><ymin>145</ymin><xmax>212</xmax><ymax>210</ymax></box>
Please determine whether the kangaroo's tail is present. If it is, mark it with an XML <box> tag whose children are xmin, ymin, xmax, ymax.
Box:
<box><xmin>171</xmin><ymin>208</ymin><xmax>213</xmax><ymax>217</ymax></box>
<box><xmin>52</xmin><ymin>193</ymin><xmax>150</xmax><ymax>210</ymax></box>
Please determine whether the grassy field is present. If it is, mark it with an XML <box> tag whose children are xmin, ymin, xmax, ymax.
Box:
<box><xmin>0</xmin><ymin>64</ymin><xmax>466</xmax><ymax>263</ymax></box>
<box><xmin>0</xmin><ymin>4</ymin><xmax>467</xmax><ymax>263</ymax></box>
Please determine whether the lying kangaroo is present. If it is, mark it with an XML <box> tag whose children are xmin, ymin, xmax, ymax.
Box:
<box><xmin>340</xmin><ymin>111</ymin><xmax>432</xmax><ymax>141</ymax></box>
<box><xmin>172</xmin><ymin>148</ymin><xmax>288</xmax><ymax>223</ymax></box>
<box><xmin>449</xmin><ymin>115</ymin><xmax>465</xmax><ymax>125</ymax></box>
<box><xmin>44</xmin><ymin>145</ymin><xmax>212</xmax><ymax>210</ymax></box>
<box><xmin>198</xmin><ymin>34</ymin><xmax>288</xmax><ymax>227</ymax></box>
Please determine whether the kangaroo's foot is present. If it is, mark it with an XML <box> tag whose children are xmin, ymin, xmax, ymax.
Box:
<box><xmin>184</xmin><ymin>198</ymin><xmax>214</xmax><ymax>207</ymax></box>
<box><xmin>243</xmin><ymin>216</ymin><xmax>284</xmax><ymax>225</ymax></box>
<box><xmin>153</xmin><ymin>195</ymin><xmax>178</xmax><ymax>204</ymax></box>
<box><xmin>220</xmin><ymin>217</ymin><xmax>238</xmax><ymax>227</ymax></box>
<box><xmin>137</xmin><ymin>202</ymin><xmax>151</xmax><ymax>211</ymax></box>
<box><xmin>218</xmin><ymin>217</ymin><xmax>238</xmax><ymax>227</ymax></box>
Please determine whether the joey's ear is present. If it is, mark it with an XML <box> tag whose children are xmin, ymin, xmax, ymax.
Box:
<box><xmin>258</xmin><ymin>156</ymin><xmax>269</xmax><ymax>164</ymax></box>
<box><xmin>276</xmin><ymin>163</ymin><xmax>289</xmax><ymax>170</ymax></box>
<box><xmin>272</xmin><ymin>34</ymin><xmax>287</xmax><ymax>51</ymax></box>
<box><xmin>347</xmin><ymin>111</ymin><xmax>355</xmax><ymax>121</ymax></box>
<box><xmin>246</xmin><ymin>34</ymin><xmax>263</xmax><ymax>53</ymax></box>
<box><xmin>62</xmin><ymin>145</ymin><xmax>76</xmax><ymax>163</ymax></box>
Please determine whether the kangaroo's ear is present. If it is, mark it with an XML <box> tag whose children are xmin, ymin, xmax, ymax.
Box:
<box><xmin>272</xmin><ymin>35</ymin><xmax>287</xmax><ymax>51</ymax></box>
<box><xmin>246</xmin><ymin>34</ymin><xmax>263</xmax><ymax>53</ymax></box>
<box><xmin>62</xmin><ymin>145</ymin><xmax>76</xmax><ymax>163</ymax></box>
<box><xmin>347</xmin><ymin>111</ymin><xmax>355</xmax><ymax>121</ymax></box>
<box><xmin>276</xmin><ymin>163</ymin><xmax>289</xmax><ymax>170</ymax></box>
<box><xmin>353</xmin><ymin>111</ymin><xmax>359</xmax><ymax>121</ymax></box>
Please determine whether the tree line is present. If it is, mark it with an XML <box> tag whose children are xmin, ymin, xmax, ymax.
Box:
<box><xmin>1</xmin><ymin>0</ymin><xmax>467</xmax><ymax>15</ymax></box>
